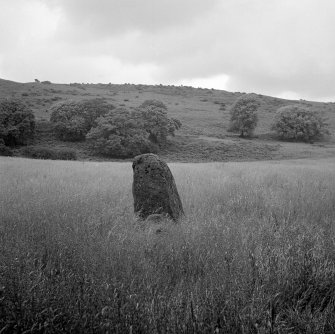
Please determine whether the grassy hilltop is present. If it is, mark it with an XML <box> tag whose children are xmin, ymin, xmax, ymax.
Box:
<box><xmin>1</xmin><ymin>156</ymin><xmax>335</xmax><ymax>332</ymax></box>
<box><xmin>1</xmin><ymin>78</ymin><xmax>335</xmax><ymax>162</ymax></box>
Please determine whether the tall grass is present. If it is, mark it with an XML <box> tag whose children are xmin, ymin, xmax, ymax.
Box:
<box><xmin>1</xmin><ymin>157</ymin><xmax>335</xmax><ymax>333</ymax></box>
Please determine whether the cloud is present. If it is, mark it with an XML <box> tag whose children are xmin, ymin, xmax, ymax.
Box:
<box><xmin>0</xmin><ymin>0</ymin><xmax>60</xmax><ymax>45</ymax></box>
<box><xmin>1</xmin><ymin>0</ymin><xmax>335</xmax><ymax>100</ymax></box>
<box><xmin>46</xmin><ymin>0</ymin><xmax>220</xmax><ymax>37</ymax></box>
<box><xmin>1</xmin><ymin>42</ymin><xmax>159</xmax><ymax>84</ymax></box>
<box><xmin>0</xmin><ymin>0</ymin><xmax>61</xmax><ymax>80</ymax></box>
<box><xmin>177</xmin><ymin>74</ymin><xmax>230</xmax><ymax>90</ymax></box>
<box><xmin>0</xmin><ymin>0</ymin><xmax>156</xmax><ymax>83</ymax></box>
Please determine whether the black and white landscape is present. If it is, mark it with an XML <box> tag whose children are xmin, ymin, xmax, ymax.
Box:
<box><xmin>1</xmin><ymin>1</ymin><xmax>335</xmax><ymax>333</ymax></box>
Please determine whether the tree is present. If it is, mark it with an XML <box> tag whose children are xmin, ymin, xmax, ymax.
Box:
<box><xmin>138</xmin><ymin>100</ymin><xmax>182</xmax><ymax>144</ymax></box>
<box><xmin>229</xmin><ymin>95</ymin><xmax>260</xmax><ymax>137</ymax></box>
<box><xmin>271</xmin><ymin>105</ymin><xmax>329</xmax><ymax>142</ymax></box>
<box><xmin>86</xmin><ymin>107</ymin><xmax>157</xmax><ymax>158</ymax></box>
<box><xmin>86</xmin><ymin>100</ymin><xmax>181</xmax><ymax>158</ymax></box>
<box><xmin>50</xmin><ymin>99</ymin><xmax>114</xmax><ymax>141</ymax></box>
<box><xmin>0</xmin><ymin>98</ymin><xmax>35</xmax><ymax>146</ymax></box>
<box><xmin>0</xmin><ymin>138</ymin><xmax>13</xmax><ymax>156</ymax></box>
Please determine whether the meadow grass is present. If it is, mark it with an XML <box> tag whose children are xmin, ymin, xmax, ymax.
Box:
<box><xmin>1</xmin><ymin>157</ymin><xmax>335</xmax><ymax>333</ymax></box>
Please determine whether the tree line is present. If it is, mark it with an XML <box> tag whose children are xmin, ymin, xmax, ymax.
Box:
<box><xmin>0</xmin><ymin>94</ymin><xmax>330</xmax><ymax>158</ymax></box>
<box><xmin>0</xmin><ymin>98</ymin><xmax>181</xmax><ymax>158</ymax></box>
<box><xmin>228</xmin><ymin>94</ymin><xmax>329</xmax><ymax>142</ymax></box>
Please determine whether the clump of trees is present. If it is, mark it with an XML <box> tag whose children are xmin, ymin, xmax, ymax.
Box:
<box><xmin>226</xmin><ymin>95</ymin><xmax>329</xmax><ymax>143</ymax></box>
<box><xmin>271</xmin><ymin>105</ymin><xmax>329</xmax><ymax>142</ymax></box>
<box><xmin>86</xmin><ymin>100</ymin><xmax>182</xmax><ymax>158</ymax></box>
<box><xmin>49</xmin><ymin>98</ymin><xmax>181</xmax><ymax>158</ymax></box>
<box><xmin>86</xmin><ymin>107</ymin><xmax>157</xmax><ymax>158</ymax></box>
<box><xmin>229</xmin><ymin>95</ymin><xmax>260</xmax><ymax>137</ymax></box>
<box><xmin>50</xmin><ymin>99</ymin><xmax>114</xmax><ymax>141</ymax></box>
<box><xmin>0</xmin><ymin>98</ymin><xmax>35</xmax><ymax>146</ymax></box>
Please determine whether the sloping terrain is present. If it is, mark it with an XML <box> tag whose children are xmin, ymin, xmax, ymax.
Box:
<box><xmin>1</xmin><ymin>78</ymin><xmax>335</xmax><ymax>161</ymax></box>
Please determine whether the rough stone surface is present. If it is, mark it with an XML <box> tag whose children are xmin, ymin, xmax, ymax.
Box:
<box><xmin>132</xmin><ymin>153</ymin><xmax>184</xmax><ymax>221</ymax></box>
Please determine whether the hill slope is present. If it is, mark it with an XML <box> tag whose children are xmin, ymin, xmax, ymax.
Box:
<box><xmin>1</xmin><ymin>78</ymin><xmax>334</xmax><ymax>161</ymax></box>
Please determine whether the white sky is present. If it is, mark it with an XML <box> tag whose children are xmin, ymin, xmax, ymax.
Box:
<box><xmin>0</xmin><ymin>0</ymin><xmax>335</xmax><ymax>101</ymax></box>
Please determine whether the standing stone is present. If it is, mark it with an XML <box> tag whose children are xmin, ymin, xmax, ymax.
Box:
<box><xmin>132</xmin><ymin>153</ymin><xmax>184</xmax><ymax>221</ymax></box>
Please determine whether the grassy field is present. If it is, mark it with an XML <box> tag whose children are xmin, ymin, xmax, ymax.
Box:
<box><xmin>1</xmin><ymin>156</ymin><xmax>335</xmax><ymax>333</ymax></box>
<box><xmin>1</xmin><ymin>78</ymin><xmax>335</xmax><ymax>162</ymax></box>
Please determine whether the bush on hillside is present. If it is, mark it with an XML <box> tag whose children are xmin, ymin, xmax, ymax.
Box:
<box><xmin>139</xmin><ymin>99</ymin><xmax>168</xmax><ymax>110</ymax></box>
<box><xmin>50</xmin><ymin>99</ymin><xmax>114</xmax><ymax>141</ymax></box>
<box><xmin>138</xmin><ymin>100</ymin><xmax>182</xmax><ymax>144</ymax></box>
<box><xmin>87</xmin><ymin>107</ymin><xmax>158</xmax><ymax>158</ymax></box>
<box><xmin>22</xmin><ymin>146</ymin><xmax>77</xmax><ymax>160</ymax></box>
<box><xmin>0</xmin><ymin>138</ymin><xmax>13</xmax><ymax>156</ymax></box>
<box><xmin>229</xmin><ymin>95</ymin><xmax>260</xmax><ymax>137</ymax></box>
<box><xmin>0</xmin><ymin>98</ymin><xmax>35</xmax><ymax>146</ymax></box>
<box><xmin>271</xmin><ymin>105</ymin><xmax>329</xmax><ymax>142</ymax></box>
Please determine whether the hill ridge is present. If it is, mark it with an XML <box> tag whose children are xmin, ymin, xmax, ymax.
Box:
<box><xmin>0</xmin><ymin>77</ymin><xmax>334</xmax><ymax>162</ymax></box>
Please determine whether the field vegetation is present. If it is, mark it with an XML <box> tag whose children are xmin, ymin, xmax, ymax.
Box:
<box><xmin>1</xmin><ymin>157</ymin><xmax>335</xmax><ymax>333</ymax></box>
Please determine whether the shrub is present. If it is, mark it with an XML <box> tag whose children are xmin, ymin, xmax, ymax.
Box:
<box><xmin>50</xmin><ymin>99</ymin><xmax>114</xmax><ymax>141</ymax></box>
<box><xmin>22</xmin><ymin>146</ymin><xmax>77</xmax><ymax>160</ymax></box>
<box><xmin>87</xmin><ymin>107</ymin><xmax>158</xmax><ymax>158</ymax></box>
<box><xmin>229</xmin><ymin>95</ymin><xmax>260</xmax><ymax>137</ymax></box>
<box><xmin>271</xmin><ymin>105</ymin><xmax>329</xmax><ymax>142</ymax></box>
<box><xmin>138</xmin><ymin>100</ymin><xmax>182</xmax><ymax>144</ymax></box>
<box><xmin>0</xmin><ymin>98</ymin><xmax>35</xmax><ymax>146</ymax></box>
<box><xmin>0</xmin><ymin>138</ymin><xmax>13</xmax><ymax>156</ymax></box>
<box><xmin>219</xmin><ymin>103</ymin><xmax>226</xmax><ymax>111</ymax></box>
<box><xmin>139</xmin><ymin>99</ymin><xmax>168</xmax><ymax>110</ymax></box>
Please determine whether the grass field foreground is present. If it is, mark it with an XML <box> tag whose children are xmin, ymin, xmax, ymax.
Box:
<box><xmin>1</xmin><ymin>157</ymin><xmax>335</xmax><ymax>333</ymax></box>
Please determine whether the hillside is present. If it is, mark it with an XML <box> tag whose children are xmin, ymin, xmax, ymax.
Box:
<box><xmin>1</xmin><ymin>78</ymin><xmax>335</xmax><ymax>162</ymax></box>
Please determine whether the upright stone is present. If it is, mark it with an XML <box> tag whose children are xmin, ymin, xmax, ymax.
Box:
<box><xmin>132</xmin><ymin>153</ymin><xmax>184</xmax><ymax>221</ymax></box>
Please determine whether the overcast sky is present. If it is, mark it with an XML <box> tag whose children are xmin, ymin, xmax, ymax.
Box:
<box><xmin>0</xmin><ymin>0</ymin><xmax>334</xmax><ymax>101</ymax></box>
